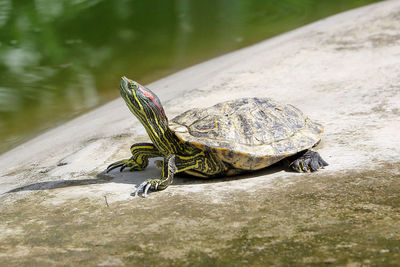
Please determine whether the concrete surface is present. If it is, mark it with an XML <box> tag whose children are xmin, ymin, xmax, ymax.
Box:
<box><xmin>1</xmin><ymin>1</ymin><xmax>400</xmax><ymax>266</ymax></box>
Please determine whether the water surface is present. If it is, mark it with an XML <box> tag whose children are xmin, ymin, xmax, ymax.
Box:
<box><xmin>0</xmin><ymin>0</ymin><xmax>379</xmax><ymax>154</ymax></box>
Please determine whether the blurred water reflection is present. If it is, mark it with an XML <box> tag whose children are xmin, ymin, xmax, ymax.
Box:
<box><xmin>0</xmin><ymin>0</ymin><xmax>379</xmax><ymax>154</ymax></box>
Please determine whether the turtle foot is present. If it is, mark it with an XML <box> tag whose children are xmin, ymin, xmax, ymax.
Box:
<box><xmin>132</xmin><ymin>178</ymin><xmax>164</xmax><ymax>198</ymax></box>
<box><xmin>154</xmin><ymin>160</ymin><xmax>163</xmax><ymax>169</ymax></box>
<box><xmin>106</xmin><ymin>158</ymin><xmax>146</xmax><ymax>173</ymax></box>
<box><xmin>289</xmin><ymin>150</ymin><xmax>328</xmax><ymax>172</ymax></box>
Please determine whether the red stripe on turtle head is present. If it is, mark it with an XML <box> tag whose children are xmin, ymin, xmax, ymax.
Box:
<box><xmin>139</xmin><ymin>86</ymin><xmax>166</xmax><ymax>120</ymax></box>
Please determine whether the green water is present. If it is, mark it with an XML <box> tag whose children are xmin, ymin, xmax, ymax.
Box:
<box><xmin>0</xmin><ymin>0</ymin><xmax>379</xmax><ymax>154</ymax></box>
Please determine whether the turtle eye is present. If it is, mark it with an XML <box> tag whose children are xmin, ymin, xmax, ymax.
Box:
<box><xmin>128</xmin><ymin>82</ymin><xmax>137</xmax><ymax>89</ymax></box>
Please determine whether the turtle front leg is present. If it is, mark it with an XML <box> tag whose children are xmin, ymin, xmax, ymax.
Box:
<box><xmin>134</xmin><ymin>151</ymin><xmax>226</xmax><ymax>197</ymax></box>
<box><xmin>107</xmin><ymin>143</ymin><xmax>161</xmax><ymax>172</ymax></box>
<box><xmin>289</xmin><ymin>150</ymin><xmax>328</xmax><ymax>172</ymax></box>
<box><xmin>133</xmin><ymin>154</ymin><xmax>177</xmax><ymax>197</ymax></box>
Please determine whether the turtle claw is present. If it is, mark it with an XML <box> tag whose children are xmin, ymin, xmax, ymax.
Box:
<box><xmin>290</xmin><ymin>150</ymin><xmax>328</xmax><ymax>173</ymax></box>
<box><xmin>131</xmin><ymin>181</ymin><xmax>147</xmax><ymax>197</ymax></box>
<box><xmin>106</xmin><ymin>158</ymin><xmax>145</xmax><ymax>173</ymax></box>
<box><xmin>144</xmin><ymin>183</ymin><xmax>152</xmax><ymax>197</ymax></box>
<box><xmin>106</xmin><ymin>160</ymin><xmax>125</xmax><ymax>173</ymax></box>
<box><xmin>132</xmin><ymin>179</ymin><xmax>162</xmax><ymax>197</ymax></box>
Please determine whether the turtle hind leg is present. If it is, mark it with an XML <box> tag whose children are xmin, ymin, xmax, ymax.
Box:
<box><xmin>289</xmin><ymin>150</ymin><xmax>328</xmax><ymax>173</ymax></box>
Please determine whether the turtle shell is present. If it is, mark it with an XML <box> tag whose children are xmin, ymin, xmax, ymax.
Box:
<box><xmin>169</xmin><ymin>97</ymin><xmax>324</xmax><ymax>170</ymax></box>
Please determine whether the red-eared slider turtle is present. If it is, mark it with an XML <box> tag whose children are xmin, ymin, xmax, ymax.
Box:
<box><xmin>107</xmin><ymin>77</ymin><xmax>328</xmax><ymax>197</ymax></box>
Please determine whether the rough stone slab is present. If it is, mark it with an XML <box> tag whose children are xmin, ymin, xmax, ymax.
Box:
<box><xmin>1</xmin><ymin>1</ymin><xmax>400</xmax><ymax>265</ymax></box>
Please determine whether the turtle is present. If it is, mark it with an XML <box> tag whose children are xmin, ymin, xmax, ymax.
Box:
<box><xmin>107</xmin><ymin>77</ymin><xmax>328</xmax><ymax>197</ymax></box>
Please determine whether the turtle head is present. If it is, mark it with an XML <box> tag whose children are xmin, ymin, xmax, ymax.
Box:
<box><xmin>119</xmin><ymin>76</ymin><xmax>168</xmax><ymax>129</ymax></box>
